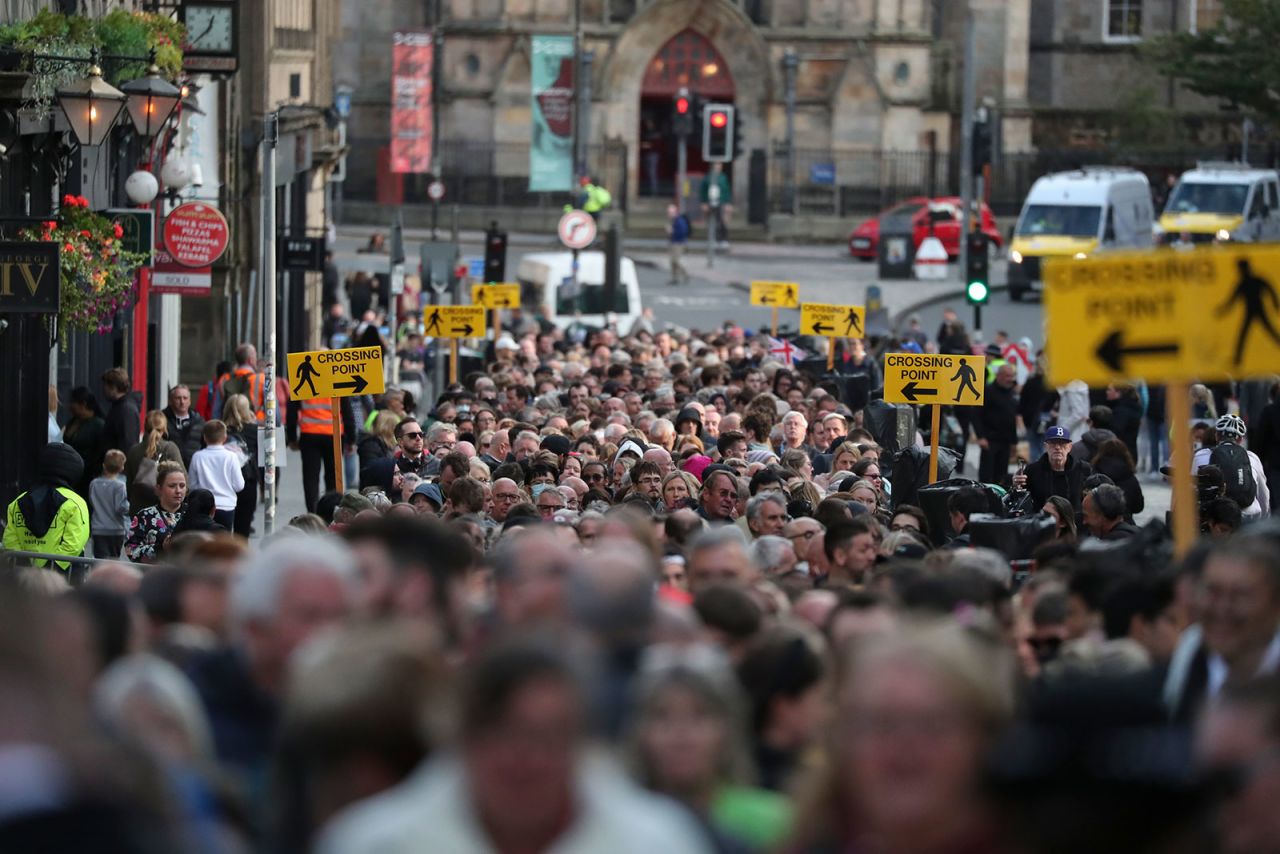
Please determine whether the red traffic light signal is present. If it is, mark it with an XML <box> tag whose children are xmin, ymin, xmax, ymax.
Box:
<box><xmin>709</xmin><ymin>110</ymin><xmax>728</xmax><ymax>128</ymax></box>
<box><xmin>676</xmin><ymin>96</ymin><xmax>690</xmax><ymax>114</ymax></box>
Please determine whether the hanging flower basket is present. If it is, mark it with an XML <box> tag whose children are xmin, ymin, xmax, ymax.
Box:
<box><xmin>21</xmin><ymin>195</ymin><xmax>149</xmax><ymax>337</ymax></box>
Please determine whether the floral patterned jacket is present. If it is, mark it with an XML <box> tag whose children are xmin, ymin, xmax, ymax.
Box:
<box><xmin>124</xmin><ymin>505</ymin><xmax>183</xmax><ymax>563</ymax></box>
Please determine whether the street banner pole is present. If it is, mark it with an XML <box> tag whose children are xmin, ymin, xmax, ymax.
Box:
<box><xmin>1167</xmin><ymin>381</ymin><xmax>1196</xmax><ymax>557</ymax></box>
<box><xmin>330</xmin><ymin>399</ymin><xmax>344</xmax><ymax>494</ymax></box>
<box><xmin>928</xmin><ymin>405</ymin><xmax>941</xmax><ymax>484</ymax></box>
<box><xmin>450</xmin><ymin>339</ymin><xmax>459</xmax><ymax>385</ymax></box>
<box><xmin>261</xmin><ymin>112</ymin><xmax>279</xmax><ymax>537</ymax></box>
<box><xmin>826</xmin><ymin>339</ymin><xmax>835</xmax><ymax>372</ymax></box>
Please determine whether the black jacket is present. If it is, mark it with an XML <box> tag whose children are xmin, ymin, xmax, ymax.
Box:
<box><xmin>1018</xmin><ymin>374</ymin><xmax>1052</xmax><ymax>435</ymax></box>
<box><xmin>1093</xmin><ymin>456</ymin><xmax>1145</xmax><ymax>518</ymax></box>
<box><xmin>975</xmin><ymin>382</ymin><xmax>1019</xmax><ymax>444</ymax></box>
<box><xmin>103</xmin><ymin>393</ymin><xmax>141</xmax><ymax>454</ymax></box>
<box><xmin>1071</xmin><ymin>428</ymin><xmax>1116</xmax><ymax>463</ymax></box>
<box><xmin>1026</xmin><ymin>453</ymin><xmax>1093</xmax><ymax>511</ymax></box>
<box><xmin>1253</xmin><ymin>400</ymin><xmax>1280</xmax><ymax>475</ymax></box>
<box><xmin>1109</xmin><ymin>394</ymin><xmax>1144</xmax><ymax>462</ymax></box>
<box><xmin>162</xmin><ymin>406</ymin><xmax>206</xmax><ymax>469</ymax></box>
<box><xmin>357</xmin><ymin>433</ymin><xmax>393</xmax><ymax>472</ymax></box>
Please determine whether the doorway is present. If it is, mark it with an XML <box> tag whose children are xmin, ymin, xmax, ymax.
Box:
<box><xmin>639</xmin><ymin>29</ymin><xmax>735</xmax><ymax>199</ymax></box>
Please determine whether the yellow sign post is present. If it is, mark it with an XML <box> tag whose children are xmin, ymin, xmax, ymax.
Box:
<box><xmin>751</xmin><ymin>280</ymin><xmax>799</xmax><ymax>336</ymax></box>
<box><xmin>1044</xmin><ymin>245</ymin><xmax>1280</xmax><ymax>555</ymax></box>
<box><xmin>424</xmin><ymin>305</ymin><xmax>486</xmax><ymax>384</ymax></box>
<box><xmin>472</xmin><ymin>283</ymin><xmax>519</xmax><ymax>346</ymax></box>
<box><xmin>884</xmin><ymin>353</ymin><xmax>986</xmax><ymax>484</ymax></box>
<box><xmin>471</xmin><ymin>283</ymin><xmax>520</xmax><ymax>309</ymax></box>
<box><xmin>285</xmin><ymin>346</ymin><xmax>385</xmax><ymax>494</ymax></box>
<box><xmin>800</xmin><ymin>303</ymin><xmax>866</xmax><ymax>369</ymax></box>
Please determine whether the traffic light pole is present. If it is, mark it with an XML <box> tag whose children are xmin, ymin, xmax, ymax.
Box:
<box><xmin>706</xmin><ymin>184</ymin><xmax>719</xmax><ymax>269</ymax></box>
<box><xmin>958</xmin><ymin>5</ymin><xmax>976</xmax><ymax>312</ymax></box>
<box><xmin>677</xmin><ymin>136</ymin><xmax>687</xmax><ymax>210</ymax></box>
<box><xmin>973</xmin><ymin>172</ymin><xmax>984</xmax><ymax>334</ymax></box>
<box><xmin>261</xmin><ymin>112</ymin><xmax>279</xmax><ymax>537</ymax></box>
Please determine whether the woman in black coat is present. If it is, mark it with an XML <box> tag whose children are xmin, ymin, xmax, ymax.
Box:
<box><xmin>1091</xmin><ymin>437</ymin><xmax>1144</xmax><ymax>519</ymax></box>
<box><xmin>1106</xmin><ymin>383</ymin><xmax>1144</xmax><ymax>464</ymax></box>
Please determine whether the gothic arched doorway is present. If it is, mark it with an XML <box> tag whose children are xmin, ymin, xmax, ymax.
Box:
<box><xmin>638</xmin><ymin>28</ymin><xmax>735</xmax><ymax>197</ymax></box>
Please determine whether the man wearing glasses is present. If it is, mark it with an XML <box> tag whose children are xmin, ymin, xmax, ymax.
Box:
<box><xmin>535</xmin><ymin>488</ymin><xmax>567</xmax><ymax>519</ymax></box>
<box><xmin>393</xmin><ymin>418</ymin><xmax>433</xmax><ymax>478</ymax></box>
<box><xmin>784</xmin><ymin>516</ymin><xmax>824</xmax><ymax>567</ymax></box>
<box><xmin>490</xmin><ymin>478</ymin><xmax>523</xmax><ymax>524</ymax></box>
<box><xmin>582</xmin><ymin>461</ymin><xmax>610</xmax><ymax>497</ymax></box>
<box><xmin>630</xmin><ymin>461</ymin><xmax>664</xmax><ymax>504</ymax></box>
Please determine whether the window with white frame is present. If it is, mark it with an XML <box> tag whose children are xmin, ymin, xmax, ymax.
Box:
<box><xmin>1105</xmin><ymin>0</ymin><xmax>1143</xmax><ymax>41</ymax></box>
<box><xmin>1189</xmin><ymin>0</ymin><xmax>1224</xmax><ymax>33</ymax></box>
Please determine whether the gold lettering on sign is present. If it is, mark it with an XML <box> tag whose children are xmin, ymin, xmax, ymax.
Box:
<box><xmin>0</xmin><ymin>262</ymin><xmax>50</xmax><ymax>298</ymax></box>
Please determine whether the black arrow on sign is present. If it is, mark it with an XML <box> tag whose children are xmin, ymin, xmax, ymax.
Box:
<box><xmin>451</xmin><ymin>324</ymin><xmax>474</xmax><ymax>336</ymax></box>
<box><xmin>496</xmin><ymin>298</ymin><xmax>511</xmax><ymax>307</ymax></box>
<box><xmin>333</xmin><ymin>375</ymin><xmax>369</xmax><ymax>394</ymax></box>
<box><xmin>1095</xmin><ymin>329</ymin><xmax>1179</xmax><ymax>372</ymax></box>
<box><xmin>759</xmin><ymin>295</ymin><xmax>774</xmax><ymax>305</ymax></box>
<box><xmin>812</xmin><ymin>322</ymin><xmax>833</xmax><ymax>334</ymax></box>
<box><xmin>899</xmin><ymin>380</ymin><xmax>937</xmax><ymax>402</ymax></box>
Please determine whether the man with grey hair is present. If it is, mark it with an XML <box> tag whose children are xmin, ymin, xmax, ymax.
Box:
<box><xmin>512</xmin><ymin>430</ymin><xmax>541</xmax><ymax>463</ymax></box>
<box><xmin>745</xmin><ymin>491</ymin><xmax>788</xmax><ymax>539</ymax></box>
<box><xmin>948</xmin><ymin>547</ymin><xmax>1013</xmax><ymax>589</ymax></box>
<box><xmin>686</xmin><ymin>525</ymin><xmax>755</xmax><ymax>593</ymax></box>
<box><xmin>749</xmin><ymin>534</ymin><xmax>798</xmax><ymax>578</ymax></box>
<box><xmin>648</xmin><ymin>418</ymin><xmax>676</xmax><ymax>451</ymax></box>
<box><xmin>186</xmin><ymin>533</ymin><xmax>357</xmax><ymax>785</ymax></box>
<box><xmin>643</xmin><ymin>447</ymin><xmax>674</xmax><ymax>477</ymax></box>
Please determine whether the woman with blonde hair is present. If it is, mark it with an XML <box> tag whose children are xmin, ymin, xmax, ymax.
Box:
<box><xmin>124</xmin><ymin>410</ymin><xmax>183</xmax><ymax>515</ymax></box>
<box><xmin>221</xmin><ymin>393</ymin><xmax>259</xmax><ymax>537</ymax></box>
<box><xmin>359</xmin><ymin>410</ymin><xmax>400</xmax><ymax>473</ymax></box>
<box><xmin>789</xmin><ymin>621</ymin><xmax>1015</xmax><ymax>852</ymax></box>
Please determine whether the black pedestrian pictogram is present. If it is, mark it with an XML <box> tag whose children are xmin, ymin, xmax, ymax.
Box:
<box><xmin>1217</xmin><ymin>259</ymin><xmax>1280</xmax><ymax>366</ymax></box>
<box><xmin>292</xmin><ymin>355</ymin><xmax>320</xmax><ymax>398</ymax></box>
<box><xmin>951</xmin><ymin>361</ymin><xmax>980</xmax><ymax>402</ymax></box>
<box><xmin>844</xmin><ymin>309</ymin><xmax>862</xmax><ymax>337</ymax></box>
<box><xmin>425</xmin><ymin>308</ymin><xmax>442</xmax><ymax>336</ymax></box>
<box><xmin>785</xmin><ymin>285</ymin><xmax>795</xmax><ymax>304</ymax></box>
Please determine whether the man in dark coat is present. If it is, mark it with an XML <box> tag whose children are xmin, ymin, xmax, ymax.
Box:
<box><xmin>975</xmin><ymin>363</ymin><xmax>1018</xmax><ymax>485</ymax></box>
<box><xmin>1016</xmin><ymin>426</ymin><xmax>1093</xmax><ymax>512</ymax></box>
<box><xmin>100</xmin><ymin>368</ymin><xmax>140</xmax><ymax>453</ymax></box>
<box><xmin>162</xmin><ymin>384</ymin><xmax>206</xmax><ymax>469</ymax></box>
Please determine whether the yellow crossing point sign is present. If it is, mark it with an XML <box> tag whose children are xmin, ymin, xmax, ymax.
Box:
<box><xmin>800</xmin><ymin>303</ymin><xmax>866</xmax><ymax>338</ymax></box>
<box><xmin>286</xmin><ymin>346</ymin><xmax>385</xmax><ymax>401</ymax></box>
<box><xmin>424</xmin><ymin>304</ymin><xmax>485</xmax><ymax>339</ymax></box>
<box><xmin>472</xmin><ymin>283</ymin><xmax>520</xmax><ymax>309</ymax></box>
<box><xmin>884</xmin><ymin>353</ymin><xmax>986</xmax><ymax>406</ymax></box>
<box><xmin>1044</xmin><ymin>246</ymin><xmax>1280</xmax><ymax>384</ymax></box>
<box><xmin>750</xmin><ymin>280</ymin><xmax>799</xmax><ymax>308</ymax></box>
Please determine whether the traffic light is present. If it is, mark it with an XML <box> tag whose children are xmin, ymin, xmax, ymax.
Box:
<box><xmin>732</xmin><ymin>113</ymin><xmax>744</xmax><ymax>160</ymax></box>
<box><xmin>965</xmin><ymin>232</ymin><xmax>989</xmax><ymax>304</ymax></box>
<box><xmin>972</xmin><ymin>119</ymin><xmax>993</xmax><ymax>174</ymax></box>
<box><xmin>483</xmin><ymin>224</ymin><xmax>507</xmax><ymax>283</ymax></box>
<box><xmin>673</xmin><ymin>87</ymin><xmax>693</xmax><ymax>138</ymax></box>
<box><xmin>702</xmin><ymin>103</ymin><xmax>734</xmax><ymax>163</ymax></box>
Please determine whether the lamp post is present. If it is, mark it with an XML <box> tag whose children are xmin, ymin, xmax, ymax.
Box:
<box><xmin>120</xmin><ymin>64</ymin><xmax>181</xmax><ymax>138</ymax></box>
<box><xmin>55</xmin><ymin>64</ymin><xmax>128</xmax><ymax>147</ymax></box>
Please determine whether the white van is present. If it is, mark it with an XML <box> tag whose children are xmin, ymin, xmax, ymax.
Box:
<box><xmin>516</xmin><ymin>251</ymin><xmax>643</xmax><ymax>332</ymax></box>
<box><xmin>1156</xmin><ymin>162</ymin><xmax>1280</xmax><ymax>246</ymax></box>
<box><xmin>1007</xmin><ymin>168</ymin><xmax>1154</xmax><ymax>301</ymax></box>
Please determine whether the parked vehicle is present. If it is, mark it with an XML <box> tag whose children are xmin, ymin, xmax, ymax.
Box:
<box><xmin>1155</xmin><ymin>162</ymin><xmax>1280</xmax><ymax>246</ymax></box>
<box><xmin>516</xmin><ymin>251</ymin><xmax>643</xmax><ymax>332</ymax></box>
<box><xmin>847</xmin><ymin>196</ymin><xmax>1002</xmax><ymax>261</ymax></box>
<box><xmin>1007</xmin><ymin>168</ymin><xmax>1154</xmax><ymax>302</ymax></box>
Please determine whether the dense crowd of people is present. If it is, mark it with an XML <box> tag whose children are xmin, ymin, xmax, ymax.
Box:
<box><xmin>2</xmin><ymin>310</ymin><xmax>1280</xmax><ymax>853</ymax></box>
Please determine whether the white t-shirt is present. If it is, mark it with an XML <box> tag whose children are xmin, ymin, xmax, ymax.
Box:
<box><xmin>188</xmin><ymin>444</ymin><xmax>246</xmax><ymax>512</ymax></box>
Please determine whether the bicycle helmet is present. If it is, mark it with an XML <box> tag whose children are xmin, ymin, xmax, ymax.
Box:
<box><xmin>1215</xmin><ymin>414</ymin><xmax>1246</xmax><ymax>438</ymax></box>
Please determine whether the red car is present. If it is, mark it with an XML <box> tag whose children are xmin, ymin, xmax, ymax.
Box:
<box><xmin>847</xmin><ymin>196</ymin><xmax>1003</xmax><ymax>260</ymax></box>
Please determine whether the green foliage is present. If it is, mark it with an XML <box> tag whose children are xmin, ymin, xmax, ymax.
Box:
<box><xmin>1108</xmin><ymin>84</ymin><xmax>1191</xmax><ymax>151</ymax></box>
<box><xmin>0</xmin><ymin>10</ymin><xmax>186</xmax><ymax>105</ymax></box>
<box><xmin>1144</xmin><ymin>0</ymin><xmax>1280</xmax><ymax>120</ymax></box>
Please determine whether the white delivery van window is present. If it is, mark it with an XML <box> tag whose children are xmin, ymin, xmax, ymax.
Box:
<box><xmin>556</xmin><ymin>280</ymin><xmax>629</xmax><ymax>316</ymax></box>
<box><xmin>1267</xmin><ymin>182</ymin><xmax>1278</xmax><ymax>209</ymax></box>
<box><xmin>1249</xmin><ymin>187</ymin><xmax>1267</xmax><ymax>220</ymax></box>
<box><xmin>1166</xmin><ymin>182</ymin><xmax>1249</xmax><ymax>215</ymax></box>
<box><xmin>1018</xmin><ymin>204</ymin><xmax>1102</xmax><ymax>238</ymax></box>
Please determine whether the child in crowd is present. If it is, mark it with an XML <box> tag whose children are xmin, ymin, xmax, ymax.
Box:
<box><xmin>89</xmin><ymin>449</ymin><xmax>129</xmax><ymax>559</ymax></box>
<box><xmin>188</xmin><ymin>420</ymin><xmax>245</xmax><ymax>532</ymax></box>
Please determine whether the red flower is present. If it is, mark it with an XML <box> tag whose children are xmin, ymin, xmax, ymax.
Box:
<box><xmin>75</xmin><ymin>196</ymin><xmax>89</xmax><ymax>208</ymax></box>
<box><xmin>113</xmin><ymin>224</ymin><xmax>124</xmax><ymax>238</ymax></box>
<box><xmin>42</xmin><ymin>221</ymin><xmax>56</xmax><ymax>231</ymax></box>
<box><xmin>62</xmin><ymin>194</ymin><xmax>76</xmax><ymax>206</ymax></box>
<box><xmin>79</xmin><ymin>230</ymin><xmax>91</xmax><ymax>238</ymax></box>
<box><xmin>63</xmin><ymin>243</ymin><xmax>75</xmax><ymax>253</ymax></box>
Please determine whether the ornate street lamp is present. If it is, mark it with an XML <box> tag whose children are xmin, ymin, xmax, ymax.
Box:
<box><xmin>120</xmin><ymin>64</ymin><xmax>181</xmax><ymax>137</ymax></box>
<box><xmin>56</xmin><ymin>64</ymin><xmax>128</xmax><ymax>146</ymax></box>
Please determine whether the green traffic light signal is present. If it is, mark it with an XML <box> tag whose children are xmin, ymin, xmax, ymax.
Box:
<box><xmin>967</xmin><ymin>279</ymin><xmax>989</xmax><ymax>303</ymax></box>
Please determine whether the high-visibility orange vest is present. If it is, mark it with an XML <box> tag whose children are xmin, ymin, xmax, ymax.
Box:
<box><xmin>299</xmin><ymin>399</ymin><xmax>335</xmax><ymax>435</ymax></box>
<box><xmin>219</xmin><ymin>368</ymin><xmax>265</xmax><ymax>419</ymax></box>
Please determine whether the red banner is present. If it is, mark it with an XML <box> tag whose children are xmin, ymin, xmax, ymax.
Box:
<box><xmin>391</xmin><ymin>31</ymin><xmax>433</xmax><ymax>174</ymax></box>
<box><xmin>163</xmin><ymin>202</ymin><xmax>229</xmax><ymax>268</ymax></box>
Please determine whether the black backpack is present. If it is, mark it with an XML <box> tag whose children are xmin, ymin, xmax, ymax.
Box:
<box><xmin>1209</xmin><ymin>441</ymin><xmax>1256</xmax><ymax>508</ymax></box>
